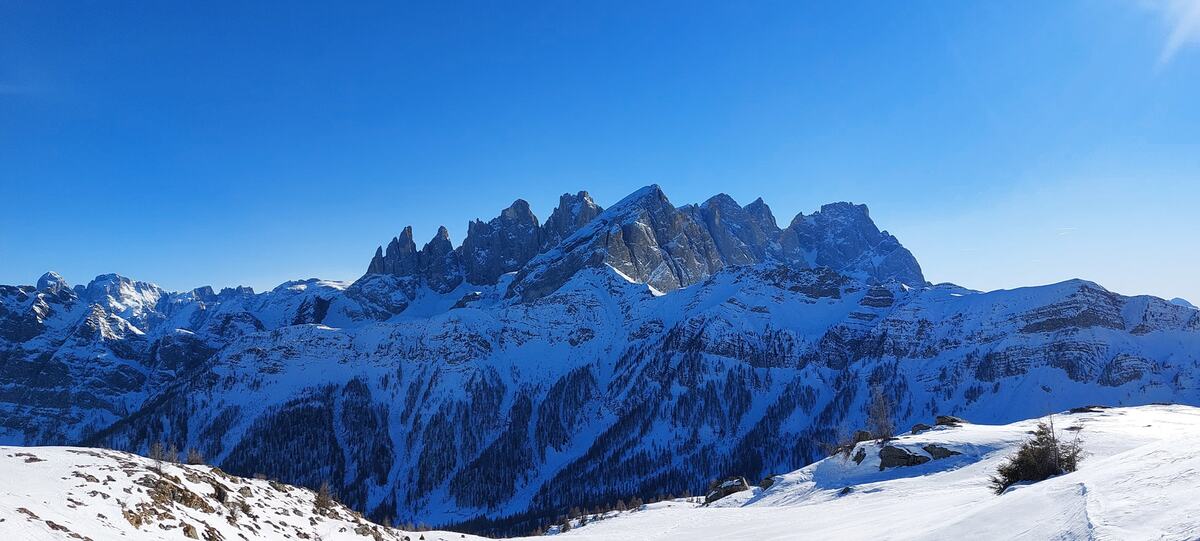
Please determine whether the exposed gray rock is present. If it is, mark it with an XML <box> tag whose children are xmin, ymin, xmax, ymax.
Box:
<box><xmin>860</xmin><ymin>285</ymin><xmax>896</xmax><ymax>308</ymax></box>
<box><xmin>458</xmin><ymin>199</ymin><xmax>542</xmax><ymax>285</ymax></box>
<box><xmin>540</xmin><ymin>191</ymin><xmax>602</xmax><ymax>250</ymax></box>
<box><xmin>922</xmin><ymin>444</ymin><xmax>961</xmax><ymax>460</ymax></box>
<box><xmin>417</xmin><ymin>227</ymin><xmax>462</xmax><ymax>293</ymax></box>
<box><xmin>705</xmin><ymin>476</ymin><xmax>750</xmax><ymax>503</ymax></box>
<box><xmin>910</xmin><ymin>423</ymin><xmax>932</xmax><ymax>434</ymax></box>
<box><xmin>778</xmin><ymin>202</ymin><xmax>924</xmax><ymax>286</ymax></box>
<box><xmin>692</xmin><ymin>194</ymin><xmax>774</xmax><ymax>265</ymax></box>
<box><xmin>878</xmin><ymin>445</ymin><xmax>930</xmax><ymax>470</ymax></box>
<box><xmin>743</xmin><ymin>197</ymin><xmax>781</xmax><ymax>237</ymax></box>
<box><xmin>936</xmin><ymin>415</ymin><xmax>968</xmax><ymax>427</ymax></box>
<box><xmin>361</xmin><ymin>186</ymin><xmax>926</xmax><ymax>302</ymax></box>
<box><xmin>509</xmin><ymin>185</ymin><xmax>726</xmax><ymax>301</ymax></box>
<box><xmin>368</xmin><ymin>226</ymin><xmax>419</xmax><ymax>277</ymax></box>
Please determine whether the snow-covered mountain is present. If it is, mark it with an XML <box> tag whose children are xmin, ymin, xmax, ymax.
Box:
<box><xmin>2</xmin><ymin>185</ymin><xmax>1198</xmax><ymax>535</ymax></box>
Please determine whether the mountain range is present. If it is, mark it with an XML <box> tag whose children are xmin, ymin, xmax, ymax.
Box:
<box><xmin>2</xmin><ymin>185</ymin><xmax>1198</xmax><ymax>535</ymax></box>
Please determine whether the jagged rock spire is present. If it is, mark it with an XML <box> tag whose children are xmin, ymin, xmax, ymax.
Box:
<box><xmin>418</xmin><ymin>226</ymin><xmax>462</xmax><ymax>293</ymax></box>
<box><xmin>459</xmin><ymin>199</ymin><xmax>542</xmax><ymax>285</ymax></box>
<box><xmin>541</xmin><ymin>191</ymin><xmax>603</xmax><ymax>250</ymax></box>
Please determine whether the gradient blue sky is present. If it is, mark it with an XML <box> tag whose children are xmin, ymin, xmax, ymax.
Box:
<box><xmin>2</xmin><ymin>1</ymin><xmax>1198</xmax><ymax>301</ymax></box>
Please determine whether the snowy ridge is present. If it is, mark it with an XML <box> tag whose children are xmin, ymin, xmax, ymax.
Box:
<box><xmin>540</xmin><ymin>405</ymin><xmax>1200</xmax><ymax>540</ymax></box>
<box><xmin>0</xmin><ymin>445</ymin><xmax>483</xmax><ymax>541</ymax></box>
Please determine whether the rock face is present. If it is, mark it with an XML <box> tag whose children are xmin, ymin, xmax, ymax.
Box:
<box><xmin>368</xmin><ymin>226</ymin><xmax>420</xmax><ymax>276</ymax></box>
<box><xmin>705</xmin><ymin>477</ymin><xmax>751</xmax><ymax>503</ymax></box>
<box><xmin>540</xmin><ymin>191</ymin><xmax>603</xmax><ymax>250</ymax></box>
<box><xmin>2</xmin><ymin>186</ymin><xmax>1200</xmax><ymax>536</ymax></box>
<box><xmin>362</xmin><ymin>185</ymin><xmax>925</xmax><ymax>300</ymax></box>
<box><xmin>418</xmin><ymin>227</ymin><xmax>463</xmax><ymax>293</ymax></box>
<box><xmin>778</xmin><ymin>202</ymin><xmax>924</xmax><ymax>286</ymax></box>
<box><xmin>922</xmin><ymin>444</ymin><xmax>962</xmax><ymax>460</ymax></box>
<box><xmin>459</xmin><ymin>200</ymin><xmax>543</xmax><ymax>285</ymax></box>
<box><xmin>878</xmin><ymin>445</ymin><xmax>931</xmax><ymax>470</ymax></box>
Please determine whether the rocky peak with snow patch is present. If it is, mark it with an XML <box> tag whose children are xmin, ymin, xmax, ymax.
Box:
<box><xmin>458</xmin><ymin>199</ymin><xmax>543</xmax><ymax>285</ymax></box>
<box><xmin>540</xmin><ymin>190</ymin><xmax>604</xmax><ymax>249</ymax></box>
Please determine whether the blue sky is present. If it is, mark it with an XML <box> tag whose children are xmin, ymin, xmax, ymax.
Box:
<box><xmin>2</xmin><ymin>1</ymin><xmax>1198</xmax><ymax>301</ymax></box>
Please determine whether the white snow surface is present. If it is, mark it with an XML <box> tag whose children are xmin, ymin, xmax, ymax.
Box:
<box><xmin>0</xmin><ymin>446</ymin><xmax>483</xmax><ymax>541</ymax></box>
<box><xmin>521</xmin><ymin>405</ymin><xmax>1200</xmax><ymax>541</ymax></box>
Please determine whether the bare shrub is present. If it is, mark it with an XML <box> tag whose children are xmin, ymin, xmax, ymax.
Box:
<box><xmin>990</xmin><ymin>418</ymin><xmax>1082</xmax><ymax>495</ymax></box>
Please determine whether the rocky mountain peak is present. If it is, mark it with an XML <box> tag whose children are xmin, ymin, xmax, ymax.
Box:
<box><xmin>778</xmin><ymin>201</ymin><xmax>924</xmax><ymax>286</ymax></box>
<box><xmin>743</xmin><ymin>197</ymin><xmax>779</xmax><ymax>234</ymax></box>
<box><xmin>541</xmin><ymin>190</ymin><xmax>603</xmax><ymax>249</ymax></box>
<box><xmin>459</xmin><ymin>200</ymin><xmax>543</xmax><ymax>285</ymax></box>
<box><xmin>500</xmin><ymin>198</ymin><xmax>536</xmax><ymax>222</ymax></box>
<box><xmin>363</xmin><ymin>185</ymin><xmax>925</xmax><ymax>300</ymax></box>
<box><xmin>36</xmin><ymin>271</ymin><xmax>68</xmax><ymax>294</ymax></box>
<box><xmin>369</xmin><ymin>226</ymin><xmax>419</xmax><ymax>276</ymax></box>
<box><xmin>697</xmin><ymin>193</ymin><xmax>775</xmax><ymax>265</ymax></box>
<box><xmin>418</xmin><ymin>226</ymin><xmax>462</xmax><ymax>292</ymax></box>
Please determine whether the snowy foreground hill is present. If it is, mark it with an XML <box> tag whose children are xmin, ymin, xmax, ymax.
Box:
<box><xmin>536</xmin><ymin>404</ymin><xmax>1200</xmax><ymax>540</ymax></box>
<box><xmin>5</xmin><ymin>405</ymin><xmax>1198</xmax><ymax>540</ymax></box>
<box><xmin>3</xmin><ymin>185</ymin><xmax>1199</xmax><ymax>534</ymax></box>
<box><xmin>0</xmin><ymin>444</ymin><xmax>484</xmax><ymax>541</ymax></box>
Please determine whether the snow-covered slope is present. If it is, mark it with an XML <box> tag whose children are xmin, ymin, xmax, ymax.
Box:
<box><xmin>0</xmin><ymin>445</ymin><xmax>483</xmax><ymax>541</ymax></box>
<box><xmin>535</xmin><ymin>405</ymin><xmax>1200</xmax><ymax>541</ymax></box>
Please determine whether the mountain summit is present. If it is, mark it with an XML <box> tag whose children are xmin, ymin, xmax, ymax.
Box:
<box><xmin>362</xmin><ymin>185</ymin><xmax>925</xmax><ymax>301</ymax></box>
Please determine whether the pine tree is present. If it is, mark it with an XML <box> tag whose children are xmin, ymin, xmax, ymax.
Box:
<box><xmin>866</xmin><ymin>384</ymin><xmax>895</xmax><ymax>439</ymax></box>
<box><xmin>315</xmin><ymin>481</ymin><xmax>334</xmax><ymax>509</ymax></box>
<box><xmin>149</xmin><ymin>441</ymin><xmax>165</xmax><ymax>473</ymax></box>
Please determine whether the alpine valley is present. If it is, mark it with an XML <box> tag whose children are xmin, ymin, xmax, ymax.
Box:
<box><xmin>3</xmin><ymin>185</ymin><xmax>1198</xmax><ymax>535</ymax></box>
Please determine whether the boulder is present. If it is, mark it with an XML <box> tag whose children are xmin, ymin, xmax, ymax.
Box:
<box><xmin>705</xmin><ymin>476</ymin><xmax>751</xmax><ymax>504</ymax></box>
<box><xmin>935</xmin><ymin>415</ymin><xmax>968</xmax><ymax>427</ymax></box>
<box><xmin>922</xmin><ymin>444</ymin><xmax>962</xmax><ymax>460</ymax></box>
<box><xmin>878</xmin><ymin>446</ymin><xmax>931</xmax><ymax>470</ymax></box>
<box><xmin>910</xmin><ymin>423</ymin><xmax>933</xmax><ymax>434</ymax></box>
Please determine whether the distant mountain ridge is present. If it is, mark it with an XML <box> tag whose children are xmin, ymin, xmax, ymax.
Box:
<box><xmin>362</xmin><ymin>185</ymin><xmax>925</xmax><ymax>299</ymax></box>
<box><xmin>2</xmin><ymin>185</ymin><xmax>1198</xmax><ymax>535</ymax></box>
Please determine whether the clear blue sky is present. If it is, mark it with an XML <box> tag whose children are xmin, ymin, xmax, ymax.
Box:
<box><xmin>2</xmin><ymin>1</ymin><xmax>1198</xmax><ymax>301</ymax></box>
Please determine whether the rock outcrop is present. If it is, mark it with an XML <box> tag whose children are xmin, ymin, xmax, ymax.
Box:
<box><xmin>878</xmin><ymin>445</ymin><xmax>931</xmax><ymax>470</ymax></box>
<box><xmin>458</xmin><ymin>200</ymin><xmax>543</xmax><ymax>285</ymax></box>
<box><xmin>540</xmin><ymin>191</ymin><xmax>603</xmax><ymax>250</ymax></box>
